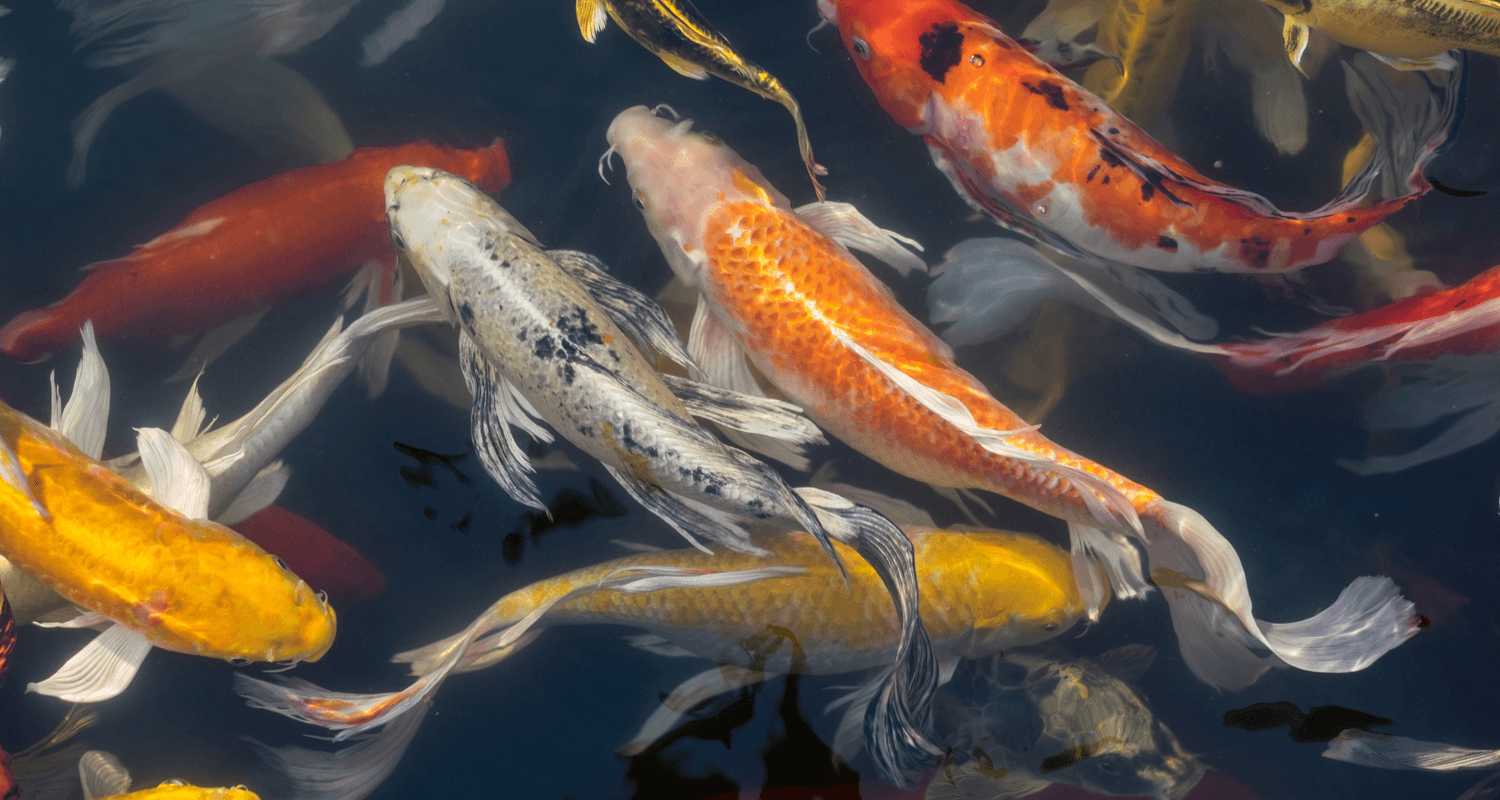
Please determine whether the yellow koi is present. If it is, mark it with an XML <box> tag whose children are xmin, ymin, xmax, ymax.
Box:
<box><xmin>575</xmin><ymin>0</ymin><xmax>827</xmax><ymax>199</ymax></box>
<box><xmin>1261</xmin><ymin>0</ymin><xmax>1499</xmax><ymax>70</ymax></box>
<box><xmin>96</xmin><ymin>785</ymin><xmax>258</xmax><ymax>800</ymax></box>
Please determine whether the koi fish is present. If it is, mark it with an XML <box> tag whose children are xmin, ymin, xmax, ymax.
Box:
<box><xmin>818</xmin><ymin>0</ymin><xmax>1460</xmax><ymax>274</ymax></box>
<box><xmin>0</xmin><ymin>326</ymin><xmax>335</xmax><ymax>704</ymax></box>
<box><xmin>239</xmin><ymin>527</ymin><xmax>1083</xmax><ymax>788</ymax></box>
<box><xmin>233</xmin><ymin>505</ymin><xmax>387</xmax><ymax>601</ymax></box>
<box><xmin>605</xmin><ymin>105</ymin><xmax>1421</xmax><ymax>696</ymax></box>
<box><xmin>0</xmin><ymin>140</ymin><xmax>510</xmax><ymax>371</ymax></box>
<box><xmin>1259</xmin><ymin>0</ymin><xmax>1498</xmax><ymax>72</ymax></box>
<box><xmin>380</xmin><ymin>166</ymin><xmax>935</xmax><ymax>781</ymax></box>
<box><xmin>924</xmin><ymin>645</ymin><xmax>1204</xmax><ymax>800</ymax></box>
<box><xmin>77</xmin><ymin>749</ymin><xmax>260</xmax><ymax>800</ymax></box>
<box><xmin>575</xmin><ymin>0</ymin><xmax>826</xmax><ymax>199</ymax></box>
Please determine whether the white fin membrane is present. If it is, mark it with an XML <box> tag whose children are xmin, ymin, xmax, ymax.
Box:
<box><xmin>619</xmin><ymin>665</ymin><xmax>769</xmax><ymax>756</ymax></box>
<box><xmin>78</xmin><ymin>750</ymin><xmax>132</xmax><ymax>800</ymax></box>
<box><xmin>215</xmin><ymin>460</ymin><xmax>291</xmax><ymax>527</ymax></box>
<box><xmin>1324</xmin><ymin>730</ymin><xmax>1500</xmax><ymax>771</ymax></box>
<box><xmin>793</xmin><ymin>201</ymin><xmax>927</xmax><ymax>277</ymax></box>
<box><xmin>458</xmin><ymin>331</ymin><xmax>549</xmax><ymax>512</ymax></box>
<box><xmin>28</xmin><ymin>623</ymin><xmax>153</xmax><ymax>703</ymax></box>
<box><xmin>166</xmin><ymin>308</ymin><xmax>269</xmax><ymax>383</ymax></box>
<box><xmin>52</xmin><ymin>321</ymin><xmax>110</xmax><ymax>460</ymax></box>
<box><xmin>623</xmin><ymin>633</ymin><xmax>697</xmax><ymax>659</ymax></box>
<box><xmin>660</xmin><ymin>373</ymin><xmax>825</xmax><ymax>445</ymax></box>
<box><xmin>136</xmin><ymin>427</ymin><xmax>212</xmax><ymax>519</ymax></box>
<box><xmin>548</xmin><ymin>249</ymin><xmax>700</xmax><ymax>376</ymax></box>
<box><xmin>360</xmin><ymin>0</ymin><xmax>446</xmax><ymax>66</ymax></box>
<box><xmin>246</xmin><ymin>699</ymin><xmax>434</xmax><ymax>800</ymax></box>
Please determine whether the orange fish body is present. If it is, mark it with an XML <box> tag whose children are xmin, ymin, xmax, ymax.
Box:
<box><xmin>1218</xmin><ymin>264</ymin><xmax>1500</xmax><ymax>393</ymax></box>
<box><xmin>608</xmin><ymin>104</ymin><xmax>1420</xmax><ymax>691</ymax></box>
<box><xmin>0</xmin><ymin>400</ymin><xmax>334</xmax><ymax>662</ymax></box>
<box><xmin>821</xmin><ymin>0</ymin><xmax>1428</xmax><ymax>274</ymax></box>
<box><xmin>0</xmin><ymin>140</ymin><xmax>511</xmax><ymax>363</ymax></box>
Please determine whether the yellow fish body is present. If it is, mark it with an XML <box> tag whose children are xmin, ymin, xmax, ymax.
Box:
<box><xmin>576</xmin><ymin>0</ymin><xmax>826</xmax><ymax>199</ymax></box>
<box><xmin>1082</xmin><ymin>0</ymin><xmax>1207</xmax><ymax>128</ymax></box>
<box><xmin>0</xmin><ymin>400</ymin><xmax>335</xmax><ymax>664</ymax></box>
<box><xmin>1260</xmin><ymin>0</ymin><xmax>1500</xmax><ymax>69</ymax></box>
<box><xmin>98</xmin><ymin>785</ymin><xmax>259</xmax><ymax>800</ymax></box>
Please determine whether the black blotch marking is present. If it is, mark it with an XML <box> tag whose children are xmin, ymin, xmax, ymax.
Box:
<box><xmin>1417</xmin><ymin>613</ymin><xmax>1432</xmax><ymax>628</ymax></box>
<box><xmin>1224</xmin><ymin>701</ymin><xmax>1393</xmax><ymax>743</ymax></box>
<box><xmin>1108</xmin><ymin>127</ymin><xmax>1119</xmax><ymax>134</ymax></box>
<box><xmin>1101</xmin><ymin>175</ymin><xmax>1110</xmax><ymax>184</ymax></box>
<box><xmin>457</xmin><ymin>302</ymin><xmax>476</xmax><ymax>328</ymax></box>
<box><xmin>395</xmin><ymin>441</ymin><xmax>474</xmax><ymax>487</ymax></box>
<box><xmin>1022</xmin><ymin>80</ymin><xmax>1069</xmax><ymax>111</ymax></box>
<box><xmin>1346</xmin><ymin>216</ymin><xmax>1357</xmax><ymax>224</ymax></box>
<box><xmin>1141</xmin><ymin>183</ymin><xmax>1155</xmax><ymax>203</ymax></box>
<box><xmin>1086</xmin><ymin>165</ymin><xmax>1099</xmax><ymax>182</ymax></box>
<box><xmin>919</xmin><ymin>22</ymin><xmax>965</xmax><ymax>83</ymax></box>
<box><xmin>1431</xmin><ymin>178</ymin><xmax>1487</xmax><ymax>197</ymax></box>
<box><xmin>1039</xmin><ymin>741</ymin><xmax>1110</xmax><ymax>773</ymax></box>
<box><xmin>619</xmin><ymin>423</ymin><xmax>661</xmax><ymax>459</ymax></box>
<box><xmin>1156</xmin><ymin>235</ymin><xmax>1178</xmax><ymax>252</ymax></box>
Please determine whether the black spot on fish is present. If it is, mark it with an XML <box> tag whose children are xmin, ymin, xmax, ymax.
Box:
<box><xmin>1141</xmin><ymin>183</ymin><xmax>1155</xmax><ymax>203</ymax></box>
<box><xmin>533</xmin><ymin>334</ymin><xmax>562</xmax><ymax>361</ymax></box>
<box><xmin>1431</xmin><ymin>178</ymin><xmax>1487</xmax><ymax>197</ymax></box>
<box><xmin>1099</xmin><ymin>150</ymin><xmax>1124</xmax><ymax>169</ymax></box>
<box><xmin>1346</xmin><ymin>216</ymin><xmax>1357</xmax><ymax>224</ymax></box>
<box><xmin>562</xmin><ymin>362</ymin><xmax>577</xmax><ymax>385</ymax></box>
<box><xmin>1022</xmin><ymin>80</ymin><xmax>1069</xmax><ymax>111</ymax></box>
<box><xmin>458</xmin><ymin>302</ymin><xmax>476</xmax><ymax>328</ymax></box>
<box><xmin>1224</xmin><ymin>701</ymin><xmax>1392</xmax><ymax>743</ymax></box>
<box><xmin>1101</xmin><ymin>175</ymin><xmax>1110</xmax><ymax>184</ymax></box>
<box><xmin>1157</xmin><ymin>235</ymin><xmax>1178</xmax><ymax>251</ymax></box>
<box><xmin>619</xmin><ymin>424</ymin><xmax>660</xmax><ymax>459</ymax></box>
<box><xmin>1108</xmin><ymin>127</ymin><xmax>1119</xmax><ymax>134</ymax></box>
<box><xmin>1086</xmin><ymin>165</ymin><xmax>1099</xmax><ymax>182</ymax></box>
<box><xmin>918</xmin><ymin>22</ymin><xmax>965</xmax><ymax>83</ymax></box>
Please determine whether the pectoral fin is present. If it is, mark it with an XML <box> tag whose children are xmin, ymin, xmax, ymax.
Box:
<box><xmin>659</xmin><ymin>373</ymin><xmax>825</xmax><ymax>446</ymax></box>
<box><xmin>654</xmin><ymin>49</ymin><xmax>712</xmax><ymax>80</ymax></box>
<box><xmin>136</xmin><ymin>427</ymin><xmax>212</xmax><ymax>519</ymax></box>
<box><xmin>1282</xmin><ymin>16</ymin><xmax>1312</xmax><ymax>75</ymax></box>
<box><xmin>215</xmin><ymin>460</ymin><xmax>290</xmax><ymax>527</ymax></box>
<box><xmin>28</xmin><ymin>623</ymin><xmax>153</xmax><ymax>703</ymax></box>
<box><xmin>51</xmin><ymin>321</ymin><xmax>109</xmax><ymax>460</ymax></box>
<box><xmin>459</xmin><ymin>332</ymin><xmax>549</xmax><ymax>512</ymax></box>
<box><xmin>793</xmin><ymin>202</ymin><xmax>927</xmax><ymax>277</ymax></box>
<box><xmin>0</xmin><ymin>434</ymin><xmax>47</xmax><ymax>521</ymax></box>
<box><xmin>547</xmin><ymin>248</ymin><xmax>697</xmax><ymax>374</ymax></box>
<box><xmin>576</xmin><ymin>0</ymin><xmax>610</xmax><ymax>42</ymax></box>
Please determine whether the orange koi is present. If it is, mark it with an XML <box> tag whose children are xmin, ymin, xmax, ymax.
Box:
<box><xmin>1217</xmin><ymin>264</ymin><xmax>1500</xmax><ymax>394</ymax></box>
<box><xmin>817</xmin><ymin>0</ymin><xmax>1459</xmax><ymax>273</ymax></box>
<box><xmin>606</xmin><ymin>104</ymin><xmax>1421</xmax><ymax>692</ymax></box>
<box><xmin>0</xmin><ymin>140</ymin><xmax>510</xmax><ymax>363</ymax></box>
<box><xmin>0</xmin><ymin>329</ymin><xmax>335</xmax><ymax>703</ymax></box>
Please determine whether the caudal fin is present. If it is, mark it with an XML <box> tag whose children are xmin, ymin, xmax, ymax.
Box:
<box><xmin>1143</xmin><ymin>499</ymin><xmax>1420</xmax><ymax>690</ymax></box>
<box><xmin>795</xmin><ymin>487</ymin><xmax>941</xmax><ymax>788</ymax></box>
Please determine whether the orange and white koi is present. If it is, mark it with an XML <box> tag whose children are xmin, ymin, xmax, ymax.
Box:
<box><xmin>817</xmin><ymin>0</ymin><xmax>1460</xmax><ymax>274</ymax></box>
<box><xmin>0</xmin><ymin>140</ymin><xmax>509</xmax><ymax>371</ymax></box>
<box><xmin>605</xmin><ymin>104</ymin><xmax>1420</xmax><ymax>694</ymax></box>
<box><xmin>238</xmin><ymin>527</ymin><xmax>1084</xmax><ymax>786</ymax></box>
<box><xmin>0</xmin><ymin>327</ymin><xmax>335</xmax><ymax>704</ymax></box>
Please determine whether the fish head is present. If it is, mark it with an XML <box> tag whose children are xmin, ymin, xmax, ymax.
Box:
<box><xmin>820</xmin><ymin>0</ymin><xmax>971</xmax><ymax>130</ymax></box>
<box><xmin>606</xmin><ymin>105</ymin><xmax>791</xmax><ymax>290</ymax></box>
<box><xmin>962</xmin><ymin>532</ymin><xmax>1087</xmax><ymax>656</ymax></box>
<box><xmin>384</xmin><ymin>165</ymin><xmax>540</xmax><ymax>322</ymax></box>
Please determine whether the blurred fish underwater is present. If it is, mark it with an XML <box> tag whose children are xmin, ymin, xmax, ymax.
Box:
<box><xmin>2</xmin><ymin>0</ymin><xmax>1500</xmax><ymax>798</ymax></box>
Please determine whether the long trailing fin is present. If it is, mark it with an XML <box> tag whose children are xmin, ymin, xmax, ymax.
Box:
<box><xmin>244</xmin><ymin>699</ymin><xmax>434</xmax><ymax>800</ymax></box>
<box><xmin>795</xmin><ymin>487</ymin><xmax>940</xmax><ymax>787</ymax></box>
<box><xmin>166</xmin><ymin>308</ymin><xmax>269</xmax><ymax>383</ymax></box>
<box><xmin>136</xmin><ymin>427</ymin><xmax>211</xmax><ymax>519</ymax></box>
<box><xmin>52</xmin><ymin>321</ymin><xmax>110</xmax><ymax>460</ymax></box>
<box><xmin>601</xmin><ymin>464</ymin><xmax>751</xmax><ymax>555</ymax></box>
<box><xmin>1069</xmin><ymin>523</ymin><xmax>1146</xmax><ymax>620</ymax></box>
<box><xmin>1323</xmin><ymin>730</ymin><xmax>1500</xmax><ymax>771</ymax></box>
<box><xmin>1144</xmin><ymin>499</ymin><xmax>1420</xmax><ymax>689</ymax></box>
<box><xmin>78</xmin><ymin>750</ymin><xmax>131</xmax><ymax>800</ymax></box>
<box><xmin>360</xmin><ymin>0</ymin><xmax>446</xmax><ymax>66</ymax></box>
<box><xmin>1338</xmin><ymin>51</ymin><xmax>1464</xmax><ymax>203</ymax></box>
<box><xmin>215</xmin><ymin>460</ymin><xmax>290</xmax><ymax>527</ymax></box>
<box><xmin>548</xmin><ymin>249</ymin><xmax>699</xmax><ymax>375</ymax></box>
<box><xmin>28</xmin><ymin>623</ymin><xmax>153</xmax><ymax>703</ymax></box>
<box><xmin>793</xmin><ymin>202</ymin><xmax>927</xmax><ymax>277</ymax></box>
<box><xmin>458</xmin><ymin>331</ymin><xmax>548</xmax><ymax>512</ymax></box>
<box><xmin>826</xmin><ymin>323</ymin><xmax>1142</xmax><ymax>535</ymax></box>
<box><xmin>576</xmin><ymin>0</ymin><xmax>609</xmax><ymax>42</ymax></box>
<box><xmin>169</xmin><ymin>373</ymin><xmax>208</xmax><ymax>443</ymax></box>
<box><xmin>619</xmin><ymin>665</ymin><xmax>769</xmax><ymax>756</ymax></box>
<box><xmin>659</xmin><ymin>373</ymin><xmax>825</xmax><ymax>446</ymax></box>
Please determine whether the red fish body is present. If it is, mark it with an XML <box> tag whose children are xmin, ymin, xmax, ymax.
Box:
<box><xmin>0</xmin><ymin>140</ymin><xmax>511</xmax><ymax>363</ymax></box>
<box><xmin>233</xmin><ymin>505</ymin><xmax>386</xmax><ymax>601</ymax></box>
<box><xmin>1218</xmin><ymin>264</ymin><xmax>1500</xmax><ymax>393</ymax></box>
<box><xmin>820</xmin><ymin>0</ymin><xmax>1442</xmax><ymax>274</ymax></box>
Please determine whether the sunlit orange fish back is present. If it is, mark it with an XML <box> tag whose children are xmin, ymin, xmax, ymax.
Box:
<box><xmin>0</xmin><ymin>139</ymin><xmax>510</xmax><ymax>363</ymax></box>
<box><xmin>0</xmin><ymin>401</ymin><xmax>334</xmax><ymax>663</ymax></box>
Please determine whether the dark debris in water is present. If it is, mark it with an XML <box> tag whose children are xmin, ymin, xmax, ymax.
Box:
<box><xmin>1224</xmin><ymin>701</ymin><xmax>1393</xmax><ymax>743</ymax></box>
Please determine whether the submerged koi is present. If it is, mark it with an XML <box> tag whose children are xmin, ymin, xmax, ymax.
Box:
<box><xmin>818</xmin><ymin>0</ymin><xmax>1458</xmax><ymax>274</ymax></box>
<box><xmin>606</xmin><ymin>105</ymin><xmax>1421</xmax><ymax>695</ymax></box>
<box><xmin>378</xmin><ymin>166</ymin><xmax>936</xmax><ymax>781</ymax></box>
<box><xmin>576</xmin><ymin>0</ymin><xmax>826</xmax><ymax>199</ymax></box>
<box><xmin>234</xmin><ymin>505</ymin><xmax>387</xmax><ymax>602</ymax></box>
<box><xmin>0</xmin><ymin>140</ymin><xmax>510</xmax><ymax>364</ymax></box>
<box><xmin>239</xmin><ymin>527</ymin><xmax>1082</xmax><ymax>781</ymax></box>
<box><xmin>78</xmin><ymin>750</ymin><xmax>259</xmax><ymax>800</ymax></box>
<box><xmin>1260</xmin><ymin>0</ymin><xmax>1499</xmax><ymax>72</ymax></box>
<box><xmin>0</xmin><ymin>330</ymin><xmax>335</xmax><ymax>704</ymax></box>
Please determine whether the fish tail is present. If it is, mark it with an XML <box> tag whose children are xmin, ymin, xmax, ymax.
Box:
<box><xmin>794</xmin><ymin>487</ymin><xmax>941</xmax><ymax>787</ymax></box>
<box><xmin>1140</xmin><ymin>499</ymin><xmax>1420</xmax><ymax>690</ymax></box>
<box><xmin>0</xmin><ymin>309</ymin><xmax>70</xmax><ymax>364</ymax></box>
<box><xmin>771</xmin><ymin>85</ymin><xmax>827</xmax><ymax>200</ymax></box>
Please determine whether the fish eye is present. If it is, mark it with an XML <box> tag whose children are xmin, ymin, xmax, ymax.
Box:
<box><xmin>272</xmin><ymin>556</ymin><xmax>289</xmax><ymax>571</ymax></box>
<box><xmin>1043</xmin><ymin>622</ymin><xmax>1060</xmax><ymax>632</ymax></box>
<box><xmin>633</xmin><ymin>190</ymin><xmax>647</xmax><ymax>210</ymax></box>
<box><xmin>851</xmin><ymin>36</ymin><xmax>870</xmax><ymax>59</ymax></box>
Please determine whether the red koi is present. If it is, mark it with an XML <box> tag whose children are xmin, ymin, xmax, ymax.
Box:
<box><xmin>819</xmin><ymin>0</ymin><xmax>1455</xmax><ymax>273</ymax></box>
<box><xmin>1218</xmin><ymin>264</ymin><xmax>1500</xmax><ymax>394</ymax></box>
<box><xmin>0</xmin><ymin>140</ymin><xmax>511</xmax><ymax>363</ymax></box>
<box><xmin>233</xmin><ymin>504</ymin><xmax>386</xmax><ymax>601</ymax></box>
